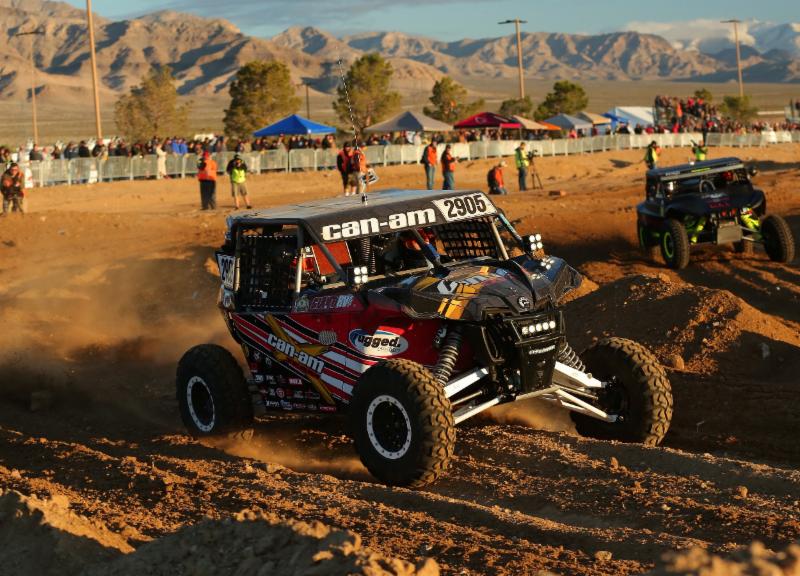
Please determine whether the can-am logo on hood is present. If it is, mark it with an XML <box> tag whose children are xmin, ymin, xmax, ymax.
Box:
<box><xmin>348</xmin><ymin>329</ymin><xmax>409</xmax><ymax>357</ymax></box>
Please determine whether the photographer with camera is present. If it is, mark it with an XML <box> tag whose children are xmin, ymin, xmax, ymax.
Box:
<box><xmin>487</xmin><ymin>160</ymin><xmax>507</xmax><ymax>195</ymax></box>
<box><xmin>514</xmin><ymin>142</ymin><xmax>530</xmax><ymax>191</ymax></box>
<box><xmin>691</xmin><ymin>139</ymin><xmax>708</xmax><ymax>162</ymax></box>
<box><xmin>196</xmin><ymin>150</ymin><xmax>218</xmax><ymax>210</ymax></box>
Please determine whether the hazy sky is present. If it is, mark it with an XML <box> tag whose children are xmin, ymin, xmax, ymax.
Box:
<box><xmin>65</xmin><ymin>0</ymin><xmax>795</xmax><ymax>40</ymax></box>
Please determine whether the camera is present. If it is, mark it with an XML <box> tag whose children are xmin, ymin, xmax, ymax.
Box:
<box><xmin>526</xmin><ymin>150</ymin><xmax>539</xmax><ymax>161</ymax></box>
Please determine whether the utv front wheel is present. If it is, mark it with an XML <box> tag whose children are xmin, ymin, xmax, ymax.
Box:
<box><xmin>176</xmin><ymin>344</ymin><xmax>253</xmax><ymax>438</ymax></box>
<box><xmin>350</xmin><ymin>359</ymin><xmax>455</xmax><ymax>488</ymax></box>
<box><xmin>571</xmin><ymin>337</ymin><xmax>673</xmax><ymax>446</ymax></box>
<box><xmin>761</xmin><ymin>214</ymin><xmax>795</xmax><ymax>263</ymax></box>
<box><xmin>660</xmin><ymin>219</ymin><xmax>690</xmax><ymax>269</ymax></box>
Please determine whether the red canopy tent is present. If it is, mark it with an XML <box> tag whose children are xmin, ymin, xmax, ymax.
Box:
<box><xmin>454</xmin><ymin>112</ymin><xmax>522</xmax><ymax>129</ymax></box>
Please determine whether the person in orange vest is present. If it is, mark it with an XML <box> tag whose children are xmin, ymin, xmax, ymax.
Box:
<box><xmin>487</xmin><ymin>160</ymin><xmax>507</xmax><ymax>195</ymax></box>
<box><xmin>336</xmin><ymin>142</ymin><xmax>352</xmax><ymax>195</ymax></box>
<box><xmin>421</xmin><ymin>140</ymin><xmax>437</xmax><ymax>190</ymax></box>
<box><xmin>347</xmin><ymin>144</ymin><xmax>368</xmax><ymax>196</ymax></box>
<box><xmin>440</xmin><ymin>144</ymin><xmax>456</xmax><ymax>190</ymax></box>
<box><xmin>196</xmin><ymin>150</ymin><xmax>218</xmax><ymax>209</ymax></box>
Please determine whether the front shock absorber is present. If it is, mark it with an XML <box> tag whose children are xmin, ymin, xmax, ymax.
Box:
<box><xmin>558</xmin><ymin>341</ymin><xmax>585</xmax><ymax>372</ymax></box>
<box><xmin>432</xmin><ymin>326</ymin><xmax>462</xmax><ymax>386</ymax></box>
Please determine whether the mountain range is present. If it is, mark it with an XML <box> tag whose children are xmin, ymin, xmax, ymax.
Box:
<box><xmin>0</xmin><ymin>0</ymin><xmax>797</xmax><ymax>107</ymax></box>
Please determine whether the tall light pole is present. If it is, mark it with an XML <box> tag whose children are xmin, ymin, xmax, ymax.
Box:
<box><xmin>721</xmin><ymin>19</ymin><xmax>744</xmax><ymax>99</ymax></box>
<box><xmin>86</xmin><ymin>0</ymin><xmax>103</xmax><ymax>140</ymax></box>
<box><xmin>15</xmin><ymin>28</ymin><xmax>44</xmax><ymax>144</ymax></box>
<box><xmin>499</xmin><ymin>19</ymin><xmax>527</xmax><ymax>100</ymax></box>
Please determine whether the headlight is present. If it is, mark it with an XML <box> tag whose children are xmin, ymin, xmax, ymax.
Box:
<box><xmin>548</xmin><ymin>320</ymin><xmax>556</xmax><ymax>330</ymax></box>
<box><xmin>521</xmin><ymin>325</ymin><xmax>530</xmax><ymax>335</ymax></box>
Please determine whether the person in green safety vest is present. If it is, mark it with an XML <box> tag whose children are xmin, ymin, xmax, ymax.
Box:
<box><xmin>644</xmin><ymin>141</ymin><xmax>660</xmax><ymax>170</ymax></box>
<box><xmin>692</xmin><ymin>140</ymin><xmax>708</xmax><ymax>162</ymax></box>
<box><xmin>225</xmin><ymin>154</ymin><xmax>252</xmax><ymax>210</ymax></box>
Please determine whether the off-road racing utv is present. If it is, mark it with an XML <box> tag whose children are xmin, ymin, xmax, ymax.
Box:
<box><xmin>178</xmin><ymin>189</ymin><xmax>673</xmax><ymax>487</ymax></box>
<box><xmin>637</xmin><ymin>157</ymin><xmax>795</xmax><ymax>269</ymax></box>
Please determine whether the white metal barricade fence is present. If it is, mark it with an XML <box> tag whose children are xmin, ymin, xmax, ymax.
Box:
<box><xmin>17</xmin><ymin>131</ymin><xmax>798</xmax><ymax>188</ymax></box>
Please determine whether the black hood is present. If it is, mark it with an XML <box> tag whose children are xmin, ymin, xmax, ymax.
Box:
<box><xmin>373</xmin><ymin>257</ymin><xmax>581</xmax><ymax>321</ymax></box>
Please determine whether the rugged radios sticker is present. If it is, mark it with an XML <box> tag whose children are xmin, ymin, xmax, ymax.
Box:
<box><xmin>348</xmin><ymin>329</ymin><xmax>409</xmax><ymax>357</ymax></box>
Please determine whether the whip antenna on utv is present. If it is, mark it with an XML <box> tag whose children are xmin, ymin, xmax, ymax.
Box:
<box><xmin>336</xmin><ymin>57</ymin><xmax>361</xmax><ymax>151</ymax></box>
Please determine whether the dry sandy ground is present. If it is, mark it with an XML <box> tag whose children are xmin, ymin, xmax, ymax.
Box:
<box><xmin>0</xmin><ymin>145</ymin><xmax>798</xmax><ymax>575</ymax></box>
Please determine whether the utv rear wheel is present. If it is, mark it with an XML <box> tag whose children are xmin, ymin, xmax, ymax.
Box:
<box><xmin>761</xmin><ymin>214</ymin><xmax>795</xmax><ymax>263</ymax></box>
<box><xmin>177</xmin><ymin>344</ymin><xmax>253</xmax><ymax>438</ymax></box>
<box><xmin>571</xmin><ymin>337</ymin><xmax>672</xmax><ymax>446</ymax></box>
<box><xmin>660</xmin><ymin>219</ymin><xmax>690</xmax><ymax>269</ymax></box>
<box><xmin>638</xmin><ymin>224</ymin><xmax>659</xmax><ymax>261</ymax></box>
<box><xmin>350</xmin><ymin>359</ymin><xmax>455</xmax><ymax>488</ymax></box>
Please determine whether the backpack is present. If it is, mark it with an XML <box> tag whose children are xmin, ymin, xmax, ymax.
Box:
<box><xmin>487</xmin><ymin>168</ymin><xmax>497</xmax><ymax>188</ymax></box>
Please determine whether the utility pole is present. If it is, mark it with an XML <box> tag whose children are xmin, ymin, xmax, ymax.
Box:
<box><xmin>87</xmin><ymin>0</ymin><xmax>103</xmax><ymax>140</ymax></box>
<box><xmin>499</xmin><ymin>18</ymin><xmax>528</xmax><ymax>100</ymax></box>
<box><xmin>15</xmin><ymin>28</ymin><xmax>45</xmax><ymax>144</ymax></box>
<box><xmin>721</xmin><ymin>19</ymin><xmax>744</xmax><ymax>99</ymax></box>
<box><xmin>306</xmin><ymin>83</ymin><xmax>311</xmax><ymax>119</ymax></box>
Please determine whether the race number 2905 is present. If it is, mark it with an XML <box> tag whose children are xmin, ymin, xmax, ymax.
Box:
<box><xmin>433</xmin><ymin>193</ymin><xmax>497</xmax><ymax>222</ymax></box>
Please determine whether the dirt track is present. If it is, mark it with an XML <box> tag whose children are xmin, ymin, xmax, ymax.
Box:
<box><xmin>1</xmin><ymin>145</ymin><xmax>799</xmax><ymax>575</ymax></box>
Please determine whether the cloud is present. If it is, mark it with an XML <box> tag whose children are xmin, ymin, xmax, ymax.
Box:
<box><xmin>623</xmin><ymin>18</ymin><xmax>759</xmax><ymax>53</ymax></box>
<box><xmin>157</xmin><ymin>0</ymin><xmax>485</xmax><ymax>35</ymax></box>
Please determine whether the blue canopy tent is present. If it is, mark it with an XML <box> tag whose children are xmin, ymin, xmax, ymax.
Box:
<box><xmin>604</xmin><ymin>107</ymin><xmax>655</xmax><ymax>128</ymax></box>
<box><xmin>253</xmin><ymin>114</ymin><xmax>336</xmax><ymax>137</ymax></box>
<box><xmin>542</xmin><ymin>113</ymin><xmax>592</xmax><ymax>132</ymax></box>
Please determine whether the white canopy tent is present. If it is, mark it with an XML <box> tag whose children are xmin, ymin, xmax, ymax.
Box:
<box><xmin>605</xmin><ymin>106</ymin><xmax>656</xmax><ymax>127</ymax></box>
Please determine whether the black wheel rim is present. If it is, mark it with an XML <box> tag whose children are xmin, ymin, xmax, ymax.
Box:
<box><xmin>374</xmin><ymin>402</ymin><xmax>408</xmax><ymax>452</ymax></box>
<box><xmin>188</xmin><ymin>376</ymin><xmax>215</xmax><ymax>430</ymax></box>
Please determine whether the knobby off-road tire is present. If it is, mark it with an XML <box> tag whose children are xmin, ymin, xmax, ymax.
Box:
<box><xmin>571</xmin><ymin>337</ymin><xmax>673</xmax><ymax>446</ymax></box>
<box><xmin>761</xmin><ymin>214</ymin><xmax>795</xmax><ymax>263</ymax></box>
<box><xmin>660</xmin><ymin>218</ymin><xmax>690</xmax><ymax>269</ymax></box>
<box><xmin>638</xmin><ymin>224</ymin><xmax>660</xmax><ymax>262</ymax></box>
<box><xmin>350</xmin><ymin>359</ymin><xmax>455</xmax><ymax>488</ymax></box>
<box><xmin>176</xmin><ymin>344</ymin><xmax>254</xmax><ymax>438</ymax></box>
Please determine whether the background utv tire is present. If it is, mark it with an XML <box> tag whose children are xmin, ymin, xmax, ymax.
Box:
<box><xmin>733</xmin><ymin>239</ymin><xmax>754</xmax><ymax>256</ymax></box>
<box><xmin>350</xmin><ymin>359</ymin><xmax>455</xmax><ymax>488</ymax></box>
<box><xmin>177</xmin><ymin>344</ymin><xmax>253</xmax><ymax>438</ymax></box>
<box><xmin>761</xmin><ymin>214</ymin><xmax>795</xmax><ymax>263</ymax></box>
<box><xmin>660</xmin><ymin>219</ymin><xmax>690</xmax><ymax>269</ymax></box>
<box><xmin>638</xmin><ymin>224</ymin><xmax>659</xmax><ymax>262</ymax></box>
<box><xmin>570</xmin><ymin>337</ymin><xmax>673</xmax><ymax>446</ymax></box>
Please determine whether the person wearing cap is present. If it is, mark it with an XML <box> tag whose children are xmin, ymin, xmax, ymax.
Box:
<box><xmin>440</xmin><ymin>144</ymin><xmax>456</xmax><ymax>190</ymax></box>
<box><xmin>347</xmin><ymin>143</ymin><xmax>368</xmax><ymax>196</ymax></box>
<box><xmin>487</xmin><ymin>160</ymin><xmax>507</xmax><ymax>195</ymax></box>
<box><xmin>421</xmin><ymin>140</ymin><xmax>438</xmax><ymax>190</ymax></box>
<box><xmin>226</xmin><ymin>154</ymin><xmax>252</xmax><ymax>210</ymax></box>
<box><xmin>336</xmin><ymin>143</ymin><xmax>352</xmax><ymax>195</ymax></box>
<box><xmin>644</xmin><ymin>141</ymin><xmax>661</xmax><ymax>170</ymax></box>
<box><xmin>196</xmin><ymin>150</ymin><xmax>218</xmax><ymax>210</ymax></box>
<box><xmin>1</xmin><ymin>163</ymin><xmax>25</xmax><ymax>215</ymax></box>
<box><xmin>515</xmin><ymin>141</ymin><xmax>530</xmax><ymax>191</ymax></box>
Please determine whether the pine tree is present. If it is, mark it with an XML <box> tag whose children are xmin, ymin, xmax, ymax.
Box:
<box><xmin>114</xmin><ymin>66</ymin><xmax>190</xmax><ymax>142</ymax></box>
<box><xmin>424</xmin><ymin>76</ymin><xmax>484</xmax><ymax>124</ymax></box>
<box><xmin>333</xmin><ymin>53</ymin><xmax>401</xmax><ymax>132</ymax></box>
<box><xmin>223</xmin><ymin>61</ymin><xmax>301</xmax><ymax>139</ymax></box>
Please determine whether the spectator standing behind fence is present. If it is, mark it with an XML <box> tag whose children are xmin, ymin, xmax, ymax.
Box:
<box><xmin>226</xmin><ymin>154</ymin><xmax>252</xmax><ymax>210</ymax></box>
<box><xmin>347</xmin><ymin>145</ymin><xmax>367</xmax><ymax>196</ymax></box>
<box><xmin>156</xmin><ymin>143</ymin><xmax>168</xmax><ymax>180</ymax></box>
<box><xmin>487</xmin><ymin>160</ymin><xmax>507</xmax><ymax>195</ymax></box>
<box><xmin>196</xmin><ymin>151</ymin><xmax>217</xmax><ymax>210</ymax></box>
<box><xmin>29</xmin><ymin>145</ymin><xmax>44</xmax><ymax>162</ymax></box>
<box><xmin>441</xmin><ymin>144</ymin><xmax>456</xmax><ymax>190</ymax></box>
<box><xmin>336</xmin><ymin>143</ymin><xmax>352</xmax><ymax>195</ymax></box>
<box><xmin>644</xmin><ymin>141</ymin><xmax>661</xmax><ymax>170</ymax></box>
<box><xmin>421</xmin><ymin>141</ymin><xmax>437</xmax><ymax>190</ymax></box>
<box><xmin>1</xmin><ymin>163</ymin><xmax>24</xmax><ymax>215</ymax></box>
<box><xmin>515</xmin><ymin>142</ymin><xmax>529</xmax><ymax>191</ymax></box>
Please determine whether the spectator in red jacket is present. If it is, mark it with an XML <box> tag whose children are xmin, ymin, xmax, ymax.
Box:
<box><xmin>440</xmin><ymin>145</ymin><xmax>456</xmax><ymax>190</ymax></box>
<box><xmin>336</xmin><ymin>143</ymin><xmax>352</xmax><ymax>195</ymax></box>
